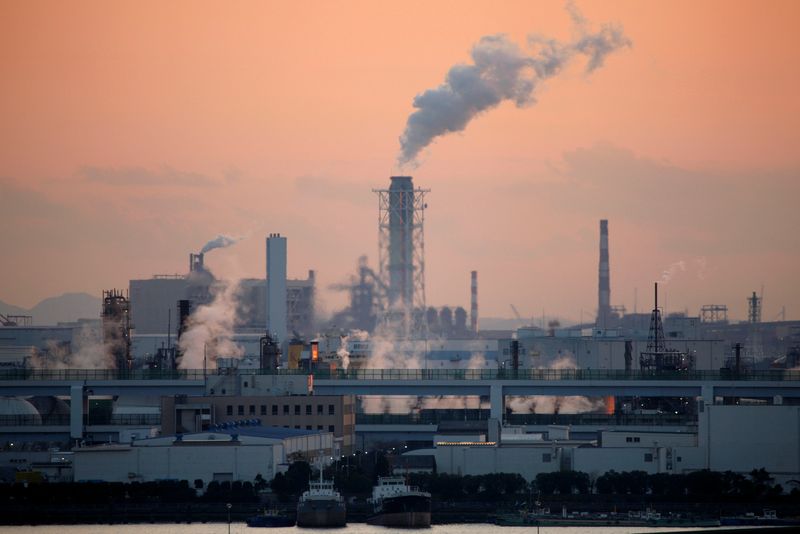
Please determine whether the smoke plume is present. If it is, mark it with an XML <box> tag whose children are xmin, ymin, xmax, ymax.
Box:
<box><xmin>200</xmin><ymin>234</ymin><xmax>241</xmax><ymax>254</ymax></box>
<box><xmin>397</xmin><ymin>3</ymin><xmax>630</xmax><ymax>168</ymax></box>
<box><xmin>178</xmin><ymin>279</ymin><xmax>244</xmax><ymax>368</ymax></box>
<box><xmin>28</xmin><ymin>323</ymin><xmax>116</xmax><ymax>369</ymax></box>
<box><xmin>506</xmin><ymin>353</ymin><xmax>608</xmax><ymax>414</ymax></box>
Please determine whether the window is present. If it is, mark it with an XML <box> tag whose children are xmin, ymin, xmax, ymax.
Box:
<box><xmin>542</xmin><ymin>453</ymin><xmax>551</xmax><ymax>463</ymax></box>
<box><xmin>317</xmin><ymin>405</ymin><xmax>323</xmax><ymax>415</ymax></box>
<box><xmin>237</xmin><ymin>405</ymin><xmax>244</xmax><ymax>416</ymax></box>
<box><xmin>294</xmin><ymin>405</ymin><xmax>301</xmax><ymax>416</ymax></box>
<box><xmin>306</xmin><ymin>405</ymin><xmax>312</xmax><ymax>415</ymax></box>
<box><xmin>272</xmin><ymin>405</ymin><xmax>278</xmax><ymax>416</ymax></box>
<box><xmin>328</xmin><ymin>425</ymin><xmax>335</xmax><ymax>433</ymax></box>
<box><xmin>306</xmin><ymin>425</ymin><xmax>312</xmax><ymax>430</ymax></box>
<box><xmin>328</xmin><ymin>404</ymin><xmax>335</xmax><ymax>415</ymax></box>
<box><xmin>283</xmin><ymin>405</ymin><xmax>289</xmax><ymax>415</ymax></box>
<box><xmin>249</xmin><ymin>405</ymin><xmax>255</xmax><ymax>415</ymax></box>
<box><xmin>243</xmin><ymin>381</ymin><xmax>248</xmax><ymax>388</ymax></box>
<box><xmin>317</xmin><ymin>425</ymin><xmax>323</xmax><ymax>430</ymax></box>
<box><xmin>626</xmin><ymin>437</ymin><xmax>633</xmax><ymax>443</ymax></box>
<box><xmin>260</xmin><ymin>405</ymin><xmax>267</xmax><ymax>416</ymax></box>
<box><xmin>295</xmin><ymin>425</ymin><xmax>300</xmax><ymax>429</ymax></box>
<box><xmin>226</xmin><ymin>405</ymin><xmax>233</xmax><ymax>416</ymax></box>
<box><xmin>644</xmin><ymin>453</ymin><xmax>653</xmax><ymax>462</ymax></box>
<box><xmin>677</xmin><ymin>456</ymin><xmax>682</xmax><ymax>462</ymax></box>
<box><xmin>634</xmin><ymin>437</ymin><xmax>640</xmax><ymax>443</ymax></box>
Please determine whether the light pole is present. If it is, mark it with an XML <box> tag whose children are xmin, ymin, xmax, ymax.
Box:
<box><xmin>226</xmin><ymin>502</ymin><xmax>232</xmax><ymax>534</ymax></box>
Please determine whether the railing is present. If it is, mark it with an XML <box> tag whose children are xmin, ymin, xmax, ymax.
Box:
<box><xmin>356</xmin><ymin>411</ymin><xmax>697</xmax><ymax>426</ymax></box>
<box><xmin>0</xmin><ymin>414</ymin><xmax>161</xmax><ymax>426</ymax></box>
<box><xmin>1</xmin><ymin>368</ymin><xmax>799</xmax><ymax>382</ymax></box>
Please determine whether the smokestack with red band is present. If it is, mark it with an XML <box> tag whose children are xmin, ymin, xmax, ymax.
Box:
<box><xmin>598</xmin><ymin>220</ymin><xmax>611</xmax><ymax>328</ymax></box>
<box><xmin>470</xmin><ymin>271</ymin><xmax>478</xmax><ymax>333</ymax></box>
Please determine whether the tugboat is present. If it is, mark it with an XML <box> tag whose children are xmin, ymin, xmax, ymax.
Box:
<box><xmin>367</xmin><ymin>476</ymin><xmax>431</xmax><ymax>528</ymax></box>
<box><xmin>296</xmin><ymin>468</ymin><xmax>347</xmax><ymax>527</ymax></box>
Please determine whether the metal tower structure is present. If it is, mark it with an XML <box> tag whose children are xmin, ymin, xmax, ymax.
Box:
<box><xmin>102</xmin><ymin>289</ymin><xmax>132</xmax><ymax>371</ymax></box>
<box><xmin>700</xmin><ymin>304</ymin><xmax>728</xmax><ymax>323</ymax></box>
<box><xmin>373</xmin><ymin>176</ymin><xmax>429</xmax><ymax>335</ymax></box>
<box><xmin>640</xmin><ymin>282</ymin><xmax>693</xmax><ymax>372</ymax></box>
<box><xmin>745</xmin><ymin>290</ymin><xmax>764</xmax><ymax>360</ymax></box>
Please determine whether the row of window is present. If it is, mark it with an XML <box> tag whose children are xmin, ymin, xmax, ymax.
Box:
<box><xmin>226</xmin><ymin>404</ymin><xmax>336</xmax><ymax>417</ymax></box>
<box><xmin>625</xmin><ymin>436</ymin><xmax>641</xmax><ymax>443</ymax></box>
<box><xmin>271</xmin><ymin>424</ymin><xmax>336</xmax><ymax>432</ymax></box>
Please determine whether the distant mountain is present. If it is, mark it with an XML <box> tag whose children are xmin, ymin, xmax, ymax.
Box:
<box><xmin>0</xmin><ymin>292</ymin><xmax>101</xmax><ymax>326</ymax></box>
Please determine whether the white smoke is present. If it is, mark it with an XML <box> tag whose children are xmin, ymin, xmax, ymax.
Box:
<box><xmin>660</xmin><ymin>260</ymin><xmax>687</xmax><ymax>284</ymax></box>
<box><xmin>200</xmin><ymin>234</ymin><xmax>242</xmax><ymax>254</ymax></box>
<box><xmin>397</xmin><ymin>2</ymin><xmax>630</xmax><ymax>167</ymax></box>
<box><xmin>178</xmin><ymin>279</ymin><xmax>244</xmax><ymax>369</ymax></box>
<box><xmin>337</xmin><ymin>335</ymin><xmax>351</xmax><ymax>370</ymax></box>
<box><xmin>506</xmin><ymin>353</ymin><xmax>608</xmax><ymax>414</ymax></box>
<box><xmin>28</xmin><ymin>323</ymin><xmax>116</xmax><ymax>369</ymax></box>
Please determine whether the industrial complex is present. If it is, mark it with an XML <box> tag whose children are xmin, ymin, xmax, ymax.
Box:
<box><xmin>1</xmin><ymin>175</ymin><xmax>799</xmax><ymax>497</ymax></box>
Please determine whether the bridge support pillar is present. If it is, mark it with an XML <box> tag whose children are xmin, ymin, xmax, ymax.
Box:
<box><xmin>698</xmin><ymin>385</ymin><xmax>713</xmax><ymax>468</ymax></box>
<box><xmin>70</xmin><ymin>384</ymin><xmax>84</xmax><ymax>440</ymax></box>
<box><xmin>490</xmin><ymin>383</ymin><xmax>503</xmax><ymax>421</ymax></box>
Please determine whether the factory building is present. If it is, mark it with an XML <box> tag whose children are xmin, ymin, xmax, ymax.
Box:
<box><xmin>129</xmin><ymin>248</ymin><xmax>315</xmax><ymax>339</ymax></box>
<box><xmin>73</xmin><ymin>426</ymin><xmax>333</xmax><ymax>484</ymax></box>
<box><xmin>160</xmin><ymin>393</ymin><xmax>356</xmax><ymax>454</ymax></box>
<box><xmin>405</xmin><ymin>404</ymin><xmax>800</xmax><ymax>487</ymax></box>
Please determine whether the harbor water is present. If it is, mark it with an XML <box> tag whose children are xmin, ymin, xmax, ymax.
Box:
<box><xmin>0</xmin><ymin>523</ymin><xmax>747</xmax><ymax>534</ymax></box>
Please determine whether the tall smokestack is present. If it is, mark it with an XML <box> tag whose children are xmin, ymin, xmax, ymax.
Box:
<box><xmin>470</xmin><ymin>270</ymin><xmax>478</xmax><ymax>333</ymax></box>
<box><xmin>189</xmin><ymin>253</ymin><xmax>205</xmax><ymax>273</ymax></box>
<box><xmin>267</xmin><ymin>234</ymin><xmax>287</xmax><ymax>345</ymax></box>
<box><xmin>388</xmin><ymin>176</ymin><xmax>414</xmax><ymax>310</ymax></box>
<box><xmin>597</xmin><ymin>219</ymin><xmax>611</xmax><ymax>329</ymax></box>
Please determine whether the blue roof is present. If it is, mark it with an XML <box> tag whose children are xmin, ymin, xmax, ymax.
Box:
<box><xmin>212</xmin><ymin>425</ymin><xmax>325</xmax><ymax>440</ymax></box>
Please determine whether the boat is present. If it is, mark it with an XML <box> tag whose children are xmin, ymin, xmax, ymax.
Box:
<box><xmin>296</xmin><ymin>469</ymin><xmax>347</xmax><ymax>527</ymax></box>
<box><xmin>494</xmin><ymin>507</ymin><xmax>720</xmax><ymax>528</ymax></box>
<box><xmin>245</xmin><ymin>509</ymin><xmax>296</xmax><ymax>528</ymax></box>
<box><xmin>366</xmin><ymin>476</ymin><xmax>431</xmax><ymax>528</ymax></box>
<box><xmin>721</xmin><ymin>509</ymin><xmax>800</xmax><ymax>526</ymax></box>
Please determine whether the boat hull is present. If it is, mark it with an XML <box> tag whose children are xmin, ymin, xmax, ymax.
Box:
<box><xmin>367</xmin><ymin>511</ymin><xmax>431</xmax><ymax>528</ymax></box>
<box><xmin>297</xmin><ymin>500</ymin><xmax>346</xmax><ymax>528</ymax></box>
<box><xmin>368</xmin><ymin>494</ymin><xmax>431</xmax><ymax>528</ymax></box>
<box><xmin>246</xmin><ymin>515</ymin><xmax>296</xmax><ymax>528</ymax></box>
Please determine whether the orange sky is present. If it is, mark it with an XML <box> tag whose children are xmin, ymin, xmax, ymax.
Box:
<box><xmin>1</xmin><ymin>0</ymin><xmax>798</xmax><ymax>322</ymax></box>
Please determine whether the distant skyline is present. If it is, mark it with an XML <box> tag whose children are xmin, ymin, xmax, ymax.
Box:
<box><xmin>1</xmin><ymin>0</ymin><xmax>798</xmax><ymax>322</ymax></box>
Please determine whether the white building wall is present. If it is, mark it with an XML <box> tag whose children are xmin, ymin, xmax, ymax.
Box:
<box><xmin>74</xmin><ymin>444</ymin><xmax>276</xmax><ymax>484</ymax></box>
<box><xmin>601</xmin><ymin>431</ymin><xmax>697</xmax><ymax>448</ymax></box>
<box><xmin>434</xmin><ymin>446</ymin><xmax>559</xmax><ymax>481</ymax></box>
<box><xmin>574</xmin><ymin>447</ymin><xmax>664</xmax><ymax>476</ymax></box>
<box><xmin>708</xmin><ymin>405</ymin><xmax>800</xmax><ymax>478</ymax></box>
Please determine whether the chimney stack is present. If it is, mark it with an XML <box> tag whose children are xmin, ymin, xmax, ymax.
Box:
<box><xmin>267</xmin><ymin>233</ymin><xmax>287</xmax><ymax>345</ymax></box>
<box><xmin>470</xmin><ymin>271</ymin><xmax>478</xmax><ymax>333</ymax></box>
<box><xmin>189</xmin><ymin>252</ymin><xmax>205</xmax><ymax>273</ymax></box>
<box><xmin>597</xmin><ymin>219</ymin><xmax>611</xmax><ymax>329</ymax></box>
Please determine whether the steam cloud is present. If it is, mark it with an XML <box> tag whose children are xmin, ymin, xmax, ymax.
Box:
<box><xmin>397</xmin><ymin>2</ymin><xmax>630</xmax><ymax>168</ymax></box>
<box><xmin>200</xmin><ymin>234</ymin><xmax>241</xmax><ymax>254</ymax></box>
<box><xmin>178</xmin><ymin>279</ymin><xmax>244</xmax><ymax>369</ymax></box>
<box><xmin>28</xmin><ymin>323</ymin><xmax>116</xmax><ymax>369</ymax></box>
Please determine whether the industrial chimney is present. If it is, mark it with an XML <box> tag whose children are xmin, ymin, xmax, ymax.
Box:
<box><xmin>597</xmin><ymin>220</ymin><xmax>611</xmax><ymax>329</ymax></box>
<box><xmin>189</xmin><ymin>253</ymin><xmax>205</xmax><ymax>273</ymax></box>
<box><xmin>266</xmin><ymin>233</ymin><xmax>287</xmax><ymax>345</ymax></box>
<box><xmin>470</xmin><ymin>271</ymin><xmax>478</xmax><ymax>334</ymax></box>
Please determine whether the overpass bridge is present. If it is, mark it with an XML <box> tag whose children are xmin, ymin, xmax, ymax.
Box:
<box><xmin>1</xmin><ymin>368</ymin><xmax>799</xmax><ymax>438</ymax></box>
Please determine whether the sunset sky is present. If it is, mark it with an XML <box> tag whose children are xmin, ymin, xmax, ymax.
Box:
<box><xmin>1</xmin><ymin>0</ymin><xmax>798</xmax><ymax>323</ymax></box>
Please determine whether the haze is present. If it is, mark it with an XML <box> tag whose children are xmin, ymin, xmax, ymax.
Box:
<box><xmin>1</xmin><ymin>0</ymin><xmax>798</xmax><ymax>323</ymax></box>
